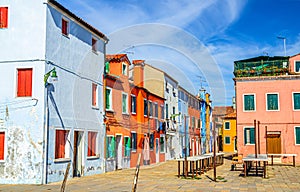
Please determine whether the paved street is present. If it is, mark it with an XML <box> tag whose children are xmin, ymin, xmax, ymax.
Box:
<box><xmin>1</xmin><ymin>157</ymin><xmax>300</xmax><ymax>192</ymax></box>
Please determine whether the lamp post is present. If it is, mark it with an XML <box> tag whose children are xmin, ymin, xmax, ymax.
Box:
<box><xmin>43</xmin><ymin>67</ymin><xmax>58</xmax><ymax>184</ymax></box>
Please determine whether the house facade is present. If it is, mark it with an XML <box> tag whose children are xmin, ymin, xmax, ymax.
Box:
<box><xmin>188</xmin><ymin>94</ymin><xmax>201</xmax><ymax>156</ymax></box>
<box><xmin>234</xmin><ymin>55</ymin><xmax>300</xmax><ymax>163</ymax></box>
<box><xmin>130</xmin><ymin>60</ymin><xmax>166</xmax><ymax>167</ymax></box>
<box><xmin>222</xmin><ymin>112</ymin><xmax>237</xmax><ymax>153</ymax></box>
<box><xmin>104</xmin><ymin>54</ymin><xmax>131</xmax><ymax>171</ymax></box>
<box><xmin>0</xmin><ymin>0</ymin><xmax>108</xmax><ymax>184</ymax></box>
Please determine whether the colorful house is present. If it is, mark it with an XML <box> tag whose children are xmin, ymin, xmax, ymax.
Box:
<box><xmin>212</xmin><ymin>106</ymin><xmax>235</xmax><ymax>152</ymax></box>
<box><xmin>130</xmin><ymin>60</ymin><xmax>166</xmax><ymax>167</ymax></box>
<box><xmin>0</xmin><ymin>0</ymin><xmax>108</xmax><ymax>184</ymax></box>
<box><xmin>188</xmin><ymin>94</ymin><xmax>201</xmax><ymax>156</ymax></box>
<box><xmin>222</xmin><ymin>111</ymin><xmax>237</xmax><ymax>153</ymax></box>
<box><xmin>178</xmin><ymin>86</ymin><xmax>190</xmax><ymax>157</ymax></box>
<box><xmin>104</xmin><ymin>54</ymin><xmax>132</xmax><ymax>171</ymax></box>
<box><xmin>234</xmin><ymin>55</ymin><xmax>300</xmax><ymax>163</ymax></box>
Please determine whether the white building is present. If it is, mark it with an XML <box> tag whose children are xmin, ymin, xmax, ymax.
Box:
<box><xmin>0</xmin><ymin>0</ymin><xmax>108</xmax><ymax>184</ymax></box>
<box><xmin>164</xmin><ymin>74</ymin><xmax>180</xmax><ymax>159</ymax></box>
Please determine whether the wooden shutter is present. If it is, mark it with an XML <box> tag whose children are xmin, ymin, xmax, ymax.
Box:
<box><xmin>92</xmin><ymin>83</ymin><xmax>97</xmax><ymax>106</ymax></box>
<box><xmin>0</xmin><ymin>132</ymin><xmax>5</xmax><ymax>160</ymax></box>
<box><xmin>55</xmin><ymin>130</ymin><xmax>66</xmax><ymax>159</ymax></box>
<box><xmin>62</xmin><ymin>18</ymin><xmax>68</xmax><ymax>35</ymax></box>
<box><xmin>17</xmin><ymin>68</ymin><xmax>32</xmax><ymax>97</ymax></box>
<box><xmin>88</xmin><ymin>132</ymin><xmax>96</xmax><ymax>156</ymax></box>
<box><xmin>0</xmin><ymin>7</ymin><xmax>8</xmax><ymax>28</ymax></box>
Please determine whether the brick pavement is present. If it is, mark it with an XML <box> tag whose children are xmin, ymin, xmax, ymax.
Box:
<box><xmin>0</xmin><ymin>157</ymin><xmax>300</xmax><ymax>192</ymax></box>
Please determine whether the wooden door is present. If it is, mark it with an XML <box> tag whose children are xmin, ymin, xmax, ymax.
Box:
<box><xmin>267</xmin><ymin>134</ymin><xmax>281</xmax><ymax>154</ymax></box>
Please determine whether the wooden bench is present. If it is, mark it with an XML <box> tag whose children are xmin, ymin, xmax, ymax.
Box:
<box><xmin>267</xmin><ymin>154</ymin><xmax>297</xmax><ymax>167</ymax></box>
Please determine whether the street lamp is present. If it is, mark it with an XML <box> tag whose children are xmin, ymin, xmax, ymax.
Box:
<box><xmin>43</xmin><ymin>67</ymin><xmax>58</xmax><ymax>184</ymax></box>
<box><xmin>44</xmin><ymin>67</ymin><xmax>58</xmax><ymax>86</ymax></box>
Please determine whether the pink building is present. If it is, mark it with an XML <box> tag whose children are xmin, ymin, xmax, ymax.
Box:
<box><xmin>234</xmin><ymin>55</ymin><xmax>300</xmax><ymax>163</ymax></box>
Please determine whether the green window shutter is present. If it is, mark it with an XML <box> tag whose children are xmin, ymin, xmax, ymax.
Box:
<box><xmin>267</xmin><ymin>94</ymin><xmax>278</xmax><ymax>110</ymax></box>
<box><xmin>296</xmin><ymin>127</ymin><xmax>300</xmax><ymax>144</ymax></box>
<box><xmin>244</xmin><ymin>95</ymin><xmax>254</xmax><ymax>111</ymax></box>
<box><xmin>105</xmin><ymin>61</ymin><xmax>110</xmax><ymax>74</ymax></box>
<box><xmin>111</xmin><ymin>137</ymin><xmax>115</xmax><ymax>157</ymax></box>
<box><xmin>244</xmin><ymin>128</ymin><xmax>247</xmax><ymax>145</ymax></box>
<box><xmin>106</xmin><ymin>89</ymin><xmax>111</xmax><ymax>109</ymax></box>
<box><xmin>225</xmin><ymin>122</ymin><xmax>230</xmax><ymax>129</ymax></box>
<box><xmin>294</xmin><ymin>93</ymin><xmax>300</xmax><ymax>110</ymax></box>
<box><xmin>250</xmin><ymin>128</ymin><xmax>255</xmax><ymax>144</ymax></box>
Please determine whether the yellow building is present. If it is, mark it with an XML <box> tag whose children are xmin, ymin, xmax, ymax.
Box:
<box><xmin>222</xmin><ymin>112</ymin><xmax>237</xmax><ymax>153</ymax></box>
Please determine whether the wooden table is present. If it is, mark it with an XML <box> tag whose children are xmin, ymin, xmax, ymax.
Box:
<box><xmin>176</xmin><ymin>153</ymin><xmax>225</xmax><ymax>178</ymax></box>
<box><xmin>268</xmin><ymin>154</ymin><xmax>297</xmax><ymax>167</ymax></box>
<box><xmin>243</xmin><ymin>154</ymin><xmax>268</xmax><ymax>178</ymax></box>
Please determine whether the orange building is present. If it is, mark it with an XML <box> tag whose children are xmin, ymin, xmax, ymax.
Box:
<box><xmin>130</xmin><ymin>60</ymin><xmax>165</xmax><ymax>167</ymax></box>
<box><xmin>104</xmin><ymin>54</ymin><xmax>132</xmax><ymax>171</ymax></box>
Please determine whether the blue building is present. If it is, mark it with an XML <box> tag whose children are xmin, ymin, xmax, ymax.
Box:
<box><xmin>0</xmin><ymin>0</ymin><xmax>108</xmax><ymax>184</ymax></box>
<box><xmin>178</xmin><ymin>86</ymin><xmax>189</xmax><ymax>157</ymax></box>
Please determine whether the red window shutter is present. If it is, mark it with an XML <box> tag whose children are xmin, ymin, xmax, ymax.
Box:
<box><xmin>91</xmin><ymin>132</ymin><xmax>96</xmax><ymax>156</ymax></box>
<box><xmin>62</xmin><ymin>18</ymin><xmax>68</xmax><ymax>35</ymax></box>
<box><xmin>17</xmin><ymin>68</ymin><xmax>32</xmax><ymax>97</ymax></box>
<box><xmin>92</xmin><ymin>83</ymin><xmax>97</xmax><ymax>106</ymax></box>
<box><xmin>92</xmin><ymin>38</ymin><xmax>97</xmax><ymax>51</ymax></box>
<box><xmin>88</xmin><ymin>132</ymin><xmax>91</xmax><ymax>156</ymax></box>
<box><xmin>0</xmin><ymin>7</ymin><xmax>8</xmax><ymax>28</ymax></box>
<box><xmin>55</xmin><ymin>130</ymin><xmax>66</xmax><ymax>159</ymax></box>
<box><xmin>0</xmin><ymin>132</ymin><xmax>5</xmax><ymax>160</ymax></box>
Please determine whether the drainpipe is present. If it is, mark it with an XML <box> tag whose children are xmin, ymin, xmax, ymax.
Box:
<box><xmin>43</xmin><ymin>80</ymin><xmax>50</xmax><ymax>184</ymax></box>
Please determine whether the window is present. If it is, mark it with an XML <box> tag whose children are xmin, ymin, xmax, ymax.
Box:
<box><xmin>131</xmin><ymin>95</ymin><xmax>136</xmax><ymax>114</ymax></box>
<box><xmin>122</xmin><ymin>93</ymin><xmax>128</xmax><ymax>114</ymax></box>
<box><xmin>88</xmin><ymin>132</ymin><xmax>97</xmax><ymax>157</ymax></box>
<box><xmin>160</xmin><ymin>135</ymin><xmax>165</xmax><ymax>153</ymax></box>
<box><xmin>124</xmin><ymin>136</ymin><xmax>131</xmax><ymax>157</ymax></box>
<box><xmin>192</xmin><ymin>117</ymin><xmax>195</xmax><ymax>128</ymax></box>
<box><xmin>243</xmin><ymin>94</ymin><xmax>255</xmax><ymax>111</ymax></box>
<box><xmin>122</xmin><ymin>62</ymin><xmax>127</xmax><ymax>75</ymax></box>
<box><xmin>154</xmin><ymin>103</ymin><xmax>158</xmax><ymax>118</ymax></box>
<box><xmin>293</xmin><ymin>93</ymin><xmax>300</xmax><ymax>110</ymax></box>
<box><xmin>266</xmin><ymin>93</ymin><xmax>279</xmax><ymax>111</ymax></box>
<box><xmin>105</xmin><ymin>88</ymin><xmax>112</xmax><ymax>110</ymax></box>
<box><xmin>144</xmin><ymin>99</ymin><xmax>148</xmax><ymax>116</ymax></box>
<box><xmin>106</xmin><ymin>136</ymin><xmax>115</xmax><ymax>158</ymax></box>
<box><xmin>61</xmin><ymin>17</ymin><xmax>69</xmax><ymax>36</ymax></box>
<box><xmin>92</xmin><ymin>37</ymin><xmax>97</xmax><ymax>52</ymax></box>
<box><xmin>224</xmin><ymin>122</ymin><xmax>230</xmax><ymax>130</ymax></box>
<box><xmin>295</xmin><ymin>61</ymin><xmax>300</xmax><ymax>73</ymax></box>
<box><xmin>244</xmin><ymin>127</ymin><xmax>255</xmax><ymax>145</ymax></box>
<box><xmin>0</xmin><ymin>7</ymin><xmax>8</xmax><ymax>28</ymax></box>
<box><xmin>0</xmin><ymin>132</ymin><xmax>5</xmax><ymax>160</ymax></box>
<box><xmin>17</xmin><ymin>68</ymin><xmax>33</xmax><ymax>97</ymax></box>
<box><xmin>92</xmin><ymin>83</ymin><xmax>98</xmax><ymax>107</ymax></box>
<box><xmin>225</xmin><ymin>136</ymin><xmax>230</xmax><ymax>144</ymax></box>
<box><xmin>172</xmin><ymin>107</ymin><xmax>176</xmax><ymax>121</ymax></box>
<box><xmin>55</xmin><ymin>130</ymin><xmax>70</xmax><ymax>159</ymax></box>
<box><xmin>161</xmin><ymin>105</ymin><xmax>164</xmax><ymax>119</ymax></box>
<box><xmin>295</xmin><ymin>127</ymin><xmax>300</xmax><ymax>145</ymax></box>
<box><xmin>149</xmin><ymin>101</ymin><xmax>153</xmax><ymax>117</ymax></box>
<box><xmin>166</xmin><ymin>104</ymin><xmax>169</xmax><ymax>119</ymax></box>
<box><xmin>131</xmin><ymin>132</ymin><xmax>137</xmax><ymax>152</ymax></box>
<box><xmin>149</xmin><ymin>133</ymin><xmax>154</xmax><ymax>150</ymax></box>
<box><xmin>105</xmin><ymin>61</ymin><xmax>110</xmax><ymax>74</ymax></box>
<box><xmin>197</xmin><ymin>119</ymin><xmax>200</xmax><ymax>128</ymax></box>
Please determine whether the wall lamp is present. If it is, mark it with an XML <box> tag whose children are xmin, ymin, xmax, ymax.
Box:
<box><xmin>44</xmin><ymin>67</ymin><xmax>58</xmax><ymax>86</ymax></box>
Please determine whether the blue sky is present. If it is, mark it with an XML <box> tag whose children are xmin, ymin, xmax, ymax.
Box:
<box><xmin>56</xmin><ymin>0</ymin><xmax>300</xmax><ymax>106</ymax></box>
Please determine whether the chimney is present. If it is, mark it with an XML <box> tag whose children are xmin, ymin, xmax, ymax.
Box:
<box><xmin>132</xmin><ymin>60</ymin><xmax>145</xmax><ymax>87</ymax></box>
<box><xmin>232</xmin><ymin>96</ymin><xmax>236</xmax><ymax>109</ymax></box>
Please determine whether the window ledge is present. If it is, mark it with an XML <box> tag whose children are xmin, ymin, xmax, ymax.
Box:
<box><xmin>106</xmin><ymin>109</ymin><xmax>115</xmax><ymax>113</ymax></box>
<box><xmin>92</xmin><ymin>106</ymin><xmax>99</xmax><ymax>110</ymax></box>
<box><xmin>62</xmin><ymin>34</ymin><xmax>70</xmax><ymax>38</ymax></box>
<box><xmin>54</xmin><ymin>158</ymin><xmax>71</xmax><ymax>163</ymax></box>
<box><xmin>131</xmin><ymin>112</ymin><xmax>137</xmax><ymax>115</ymax></box>
<box><xmin>87</xmin><ymin>155</ymin><xmax>100</xmax><ymax>160</ymax></box>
